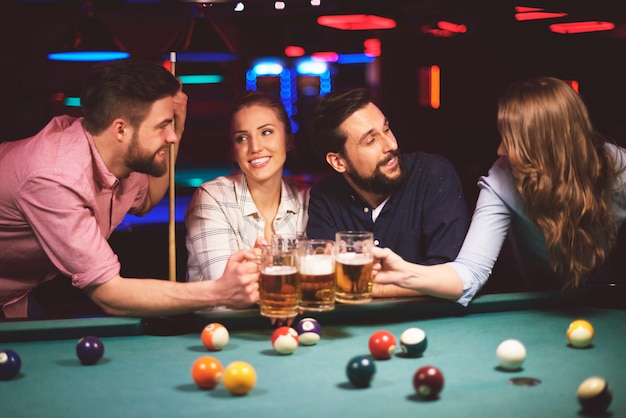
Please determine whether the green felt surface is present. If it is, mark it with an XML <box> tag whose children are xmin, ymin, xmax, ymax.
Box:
<box><xmin>0</xmin><ymin>290</ymin><xmax>625</xmax><ymax>418</ymax></box>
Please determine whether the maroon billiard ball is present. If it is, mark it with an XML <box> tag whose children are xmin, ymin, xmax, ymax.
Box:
<box><xmin>413</xmin><ymin>365</ymin><xmax>444</xmax><ymax>399</ymax></box>
<box><xmin>368</xmin><ymin>330</ymin><xmax>397</xmax><ymax>360</ymax></box>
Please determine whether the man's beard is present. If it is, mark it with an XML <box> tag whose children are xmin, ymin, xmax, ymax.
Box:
<box><xmin>344</xmin><ymin>150</ymin><xmax>406</xmax><ymax>195</ymax></box>
<box><xmin>125</xmin><ymin>132</ymin><xmax>168</xmax><ymax>177</ymax></box>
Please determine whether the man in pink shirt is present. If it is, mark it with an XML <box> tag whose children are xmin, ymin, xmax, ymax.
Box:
<box><xmin>0</xmin><ymin>59</ymin><xmax>260</xmax><ymax>319</ymax></box>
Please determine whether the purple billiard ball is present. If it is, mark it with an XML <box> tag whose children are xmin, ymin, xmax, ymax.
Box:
<box><xmin>413</xmin><ymin>365</ymin><xmax>444</xmax><ymax>399</ymax></box>
<box><xmin>295</xmin><ymin>318</ymin><xmax>322</xmax><ymax>346</ymax></box>
<box><xmin>76</xmin><ymin>336</ymin><xmax>105</xmax><ymax>365</ymax></box>
<box><xmin>0</xmin><ymin>349</ymin><xmax>21</xmax><ymax>380</ymax></box>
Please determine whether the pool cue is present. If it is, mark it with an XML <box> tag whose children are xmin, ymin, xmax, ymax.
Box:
<box><xmin>168</xmin><ymin>51</ymin><xmax>177</xmax><ymax>282</ymax></box>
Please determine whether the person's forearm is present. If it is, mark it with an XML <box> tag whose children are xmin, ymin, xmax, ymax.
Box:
<box><xmin>372</xmin><ymin>284</ymin><xmax>424</xmax><ymax>298</ymax></box>
<box><xmin>85</xmin><ymin>276</ymin><xmax>228</xmax><ymax>317</ymax></box>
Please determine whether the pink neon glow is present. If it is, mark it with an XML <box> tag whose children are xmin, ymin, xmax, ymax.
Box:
<box><xmin>437</xmin><ymin>21</ymin><xmax>467</xmax><ymax>33</ymax></box>
<box><xmin>311</xmin><ymin>51</ymin><xmax>339</xmax><ymax>62</ymax></box>
<box><xmin>317</xmin><ymin>14</ymin><xmax>396</xmax><ymax>30</ymax></box>
<box><xmin>550</xmin><ymin>21</ymin><xmax>615</xmax><ymax>34</ymax></box>
<box><xmin>285</xmin><ymin>45</ymin><xmax>305</xmax><ymax>57</ymax></box>
<box><xmin>515</xmin><ymin>11</ymin><xmax>567</xmax><ymax>21</ymax></box>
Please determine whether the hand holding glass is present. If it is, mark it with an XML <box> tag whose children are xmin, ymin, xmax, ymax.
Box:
<box><xmin>335</xmin><ymin>231</ymin><xmax>374</xmax><ymax>303</ymax></box>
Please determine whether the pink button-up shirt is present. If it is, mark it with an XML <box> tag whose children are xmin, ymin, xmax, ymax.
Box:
<box><xmin>0</xmin><ymin>116</ymin><xmax>150</xmax><ymax>318</ymax></box>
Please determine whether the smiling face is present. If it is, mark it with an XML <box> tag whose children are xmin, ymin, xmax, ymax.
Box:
<box><xmin>331</xmin><ymin>102</ymin><xmax>405</xmax><ymax>195</ymax></box>
<box><xmin>230</xmin><ymin>104</ymin><xmax>290</xmax><ymax>186</ymax></box>
<box><xmin>124</xmin><ymin>96</ymin><xmax>177</xmax><ymax>177</ymax></box>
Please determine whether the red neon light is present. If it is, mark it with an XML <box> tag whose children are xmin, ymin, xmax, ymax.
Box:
<box><xmin>565</xmin><ymin>80</ymin><xmax>579</xmax><ymax>93</ymax></box>
<box><xmin>364</xmin><ymin>38</ymin><xmax>381</xmax><ymax>57</ymax></box>
<box><xmin>317</xmin><ymin>14</ymin><xmax>396</xmax><ymax>30</ymax></box>
<box><xmin>311</xmin><ymin>51</ymin><xmax>339</xmax><ymax>62</ymax></box>
<box><xmin>285</xmin><ymin>45</ymin><xmax>305</xmax><ymax>57</ymax></box>
<box><xmin>515</xmin><ymin>6</ymin><xmax>544</xmax><ymax>13</ymax></box>
<box><xmin>550</xmin><ymin>21</ymin><xmax>615</xmax><ymax>34</ymax></box>
<box><xmin>515</xmin><ymin>11</ymin><xmax>567</xmax><ymax>21</ymax></box>
<box><xmin>437</xmin><ymin>21</ymin><xmax>467</xmax><ymax>33</ymax></box>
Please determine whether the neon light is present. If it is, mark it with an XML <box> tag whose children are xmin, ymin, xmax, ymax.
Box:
<box><xmin>515</xmin><ymin>12</ymin><xmax>567</xmax><ymax>21</ymax></box>
<box><xmin>364</xmin><ymin>38</ymin><xmax>381</xmax><ymax>57</ymax></box>
<box><xmin>437</xmin><ymin>21</ymin><xmax>467</xmax><ymax>33</ymax></box>
<box><xmin>296</xmin><ymin>60</ymin><xmax>328</xmax><ymax>75</ymax></box>
<box><xmin>47</xmin><ymin>51</ymin><xmax>130</xmax><ymax>62</ymax></box>
<box><xmin>550</xmin><ymin>21</ymin><xmax>615</xmax><ymax>34</ymax></box>
<box><xmin>419</xmin><ymin>65</ymin><xmax>440</xmax><ymax>109</ymax></box>
<box><xmin>64</xmin><ymin>97</ymin><xmax>81</xmax><ymax>107</ymax></box>
<box><xmin>252</xmin><ymin>62</ymin><xmax>284</xmax><ymax>75</ymax></box>
<box><xmin>285</xmin><ymin>45</ymin><xmax>305</xmax><ymax>57</ymax></box>
<box><xmin>311</xmin><ymin>52</ymin><xmax>339</xmax><ymax>62</ymax></box>
<box><xmin>336</xmin><ymin>53</ymin><xmax>375</xmax><ymax>64</ymax></box>
<box><xmin>430</xmin><ymin>65</ymin><xmax>440</xmax><ymax>109</ymax></box>
<box><xmin>317</xmin><ymin>15</ymin><xmax>396</xmax><ymax>30</ymax></box>
<box><xmin>515</xmin><ymin>6</ymin><xmax>544</xmax><ymax>13</ymax></box>
<box><xmin>565</xmin><ymin>80</ymin><xmax>579</xmax><ymax>93</ymax></box>
<box><xmin>178</xmin><ymin>74</ymin><xmax>223</xmax><ymax>84</ymax></box>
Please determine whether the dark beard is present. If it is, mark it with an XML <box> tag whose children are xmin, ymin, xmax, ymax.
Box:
<box><xmin>344</xmin><ymin>151</ymin><xmax>406</xmax><ymax>195</ymax></box>
<box><xmin>126</xmin><ymin>134</ymin><xmax>168</xmax><ymax>177</ymax></box>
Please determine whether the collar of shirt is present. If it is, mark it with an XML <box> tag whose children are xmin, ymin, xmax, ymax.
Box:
<box><xmin>81</xmin><ymin>120</ymin><xmax>119</xmax><ymax>191</ymax></box>
<box><xmin>233</xmin><ymin>172</ymin><xmax>298</xmax><ymax>218</ymax></box>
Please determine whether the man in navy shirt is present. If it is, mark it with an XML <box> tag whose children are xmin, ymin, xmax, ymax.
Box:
<box><xmin>306</xmin><ymin>88</ymin><xmax>470</xmax><ymax>298</ymax></box>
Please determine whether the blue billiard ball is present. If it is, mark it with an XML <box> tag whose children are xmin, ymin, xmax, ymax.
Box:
<box><xmin>346</xmin><ymin>355</ymin><xmax>376</xmax><ymax>388</ymax></box>
<box><xmin>0</xmin><ymin>349</ymin><xmax>21</xmax><ymax>380</ymax></box>
<box><xmin>76</xmin><ymin>336</ymin><xmax>105</xmax><ymax>365</ymax></box>
<box><xmin>400</xmin><ymin>327</ymin><xmax>428</xmax><ymax>357</ymax></box>
<box><xmin>295</xmin><ymin>318</ymin><xmax>322</xmax><ymax>346</ymax></box>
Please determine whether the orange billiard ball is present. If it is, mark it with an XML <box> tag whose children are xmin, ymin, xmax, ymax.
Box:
<box><xmin>223</xmin><ymin>361</ymin><xmax>257</xmax><ymax>396</ymax></box>
<box><xmin>201</xmin><ymin>323</ymin><xmax>230</xmax><ymax>351</ymax></box>
<box><xmin>567</xmin><ymin>319</ymin><xmax>594</xmax><ymax>348</ymax></box>
<box><xmin>191</xmin><ymin>356</ymin><xmax>224</xmax><ymax>390</ymax></box>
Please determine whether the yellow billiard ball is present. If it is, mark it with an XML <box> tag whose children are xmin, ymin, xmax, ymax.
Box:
<box><xmin>567</xmin><ymin>319</ymin><xmax>594</xmax><ymax>348</ymax></box>
<box><xmin>223</xmin><ymin>361</ymin><xmax>257</xmax><ymax>396</ymax></box>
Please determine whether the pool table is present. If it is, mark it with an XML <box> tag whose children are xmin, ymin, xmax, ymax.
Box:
<box><xmin>1</xmin><ymin>287</ymin><xmax>624</xmax><ymax>418</ymax></box>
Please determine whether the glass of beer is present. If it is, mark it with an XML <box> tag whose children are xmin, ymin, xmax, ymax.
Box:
<box><xmin>296</xmin><ymin>239</ymin><xmax>336</xmax><ymax>311</ymax></box>
<box><xmin>335</xmin><ymin>231</ymin><xmax>374</xmax><ymax>303</ymax></box>
<box><xmin>259</xmin><ymin>237</ymin><xmax>299</xmax><ymax>318</ymax></box>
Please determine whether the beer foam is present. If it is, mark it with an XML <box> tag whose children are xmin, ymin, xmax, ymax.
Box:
<box><xmin>263</xmin><ymin>265</ymin><xmax>297</xmax><ymax>275</ymax></box>
<box><xmin>336</xmin><ymin>253</ymin><xmax>371</xmax><ymax>265</ymax></box>
<box><xmin>299</xmin><ymin>255</ymin><xmax>334</xmax><ymax>275</ymax></box>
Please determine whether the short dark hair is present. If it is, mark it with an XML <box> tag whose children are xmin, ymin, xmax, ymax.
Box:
<box><xmin>229</xmin><ymin>90</ymin><xmax>293</xmax><ymax>138</ymax></box>
<box><xmin>307</xmin><ymin>88</ymin><xmax>372</xmax><ymax>159</ymax></box>
<box><xmin>80</xmin><ymin>58</ymin><xmax>180</xmax><ymax>135</ymax></box>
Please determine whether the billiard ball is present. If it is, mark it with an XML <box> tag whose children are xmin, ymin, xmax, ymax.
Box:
<box><xmin>295</xmin><ymin>318</ymin><xmax>322</xmax><ymax>346</ymax></box>
<box><xmin>567</xmin><ymin>319</ymin><xmax>594</xmax><ymax>348</ymax></box>
<box><xmin>346</xmin><ymin>355</ymin><xmax>376</xmax><ymax>388</ymax></box>
<box><xmin>76</xmin><ymin>336</ymin><xmax>105</xmax><ymax>365</ymax></box>
<box><xmin>271</xmin><ymin>326</ymin><xmax>299</xmax><ymax>355</ymax></box>
<box><xmin>0</xmin><ymin>349</ymin><xmax>21</xmax><ymax>380</ymax></box>
<box><xmin>191</xmin><ymin>356</ymin><xmax>224</xmax><ymax>390</ymax></box>
<box><xmin>400</xmin><ymin>327</ymin><xmax>428</xmax><ymax>357</ymax></box>
<box><xmin>577</xmin><ymin>376</ymin><xmax>612</xmax><ymax>414</ymax></box>
<box><xmin>201</xmin><ymin>322</ymin><xmax>229</xmax><ymax>351</ymax></box>
<box><xmin>223</xmin><ymin>361</ymin><xmax>257</xmax><ymax>396</ymax></box>
<box><xmin>496</xmin><ymin>339</ymin><xmax>526</xmax><ymax>370</ymax></box>
<box><xmin>368</xmin><ymin>330</ymin><xmax>397</xmax><ymax>360</ymax></box>
<box><xmin>413</xmin><ymin>365</ymin><xmax>444</xmax><ymax>399</ymax></box>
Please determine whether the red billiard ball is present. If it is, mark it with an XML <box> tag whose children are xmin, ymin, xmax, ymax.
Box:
<box><xmin>368</xmin><ymin>330</ymin><xmax>397</xmax><ymax>360</ymax></box>
<box><xmin>76</xmin><ymin>336</ymin><xmax>104</xmax><ymax>365</ymax></box>
<box><xmin>413</xmin><ymin>365</ymin><xmax>444</xmax><ymax>399</ymax></box>
<box><xmin>0</xmin><ymin>349</ymin><xmax>21</xmax><ymax>380</ymax></box>
<box><xmin>191</xmin><ymin>356</ymin><xmax>224</xmax><ymax>390</ymax></box>
<box><xmin>271</xmin><ymin>326</ymin><xmax>299</xmax><ymax>355</ymax></box>
<box><xmin>201</xmin><ymin>323</ymin><xmax>229</xmax><ymax>351</ymax></box>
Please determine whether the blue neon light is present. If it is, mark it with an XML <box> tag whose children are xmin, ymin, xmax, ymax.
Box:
<box><xmin>178</xmin><ymin>74</ymin><xmax>223</xmax><ymax>84</ymax></box>
<box><xmin>47</xmin><ymin>51</ymin><xmax>130</xmax><ymax>62</ymax></box>
<box><xmin>336</xmin><ymin>53</ymin><xmax>375</xmax><ymax>64</ymax></box>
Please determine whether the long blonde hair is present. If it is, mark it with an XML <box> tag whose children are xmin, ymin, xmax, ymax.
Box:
<box><xmin>498</xmin><ymin>77</ymin><xmax>618</xmax><ymax>288</ymax></box>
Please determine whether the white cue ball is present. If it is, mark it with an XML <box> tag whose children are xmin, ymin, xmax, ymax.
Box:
<box><xmin>496</xmin><ymin>339</ymin><xmax>526</xmax><ymax>370</ymax></box>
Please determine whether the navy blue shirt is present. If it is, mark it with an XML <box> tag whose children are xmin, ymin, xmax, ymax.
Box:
<box><xmin>306</xmin><ymin>152</ymin><xmax>470</xmax><ymax>265</ymax></box>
